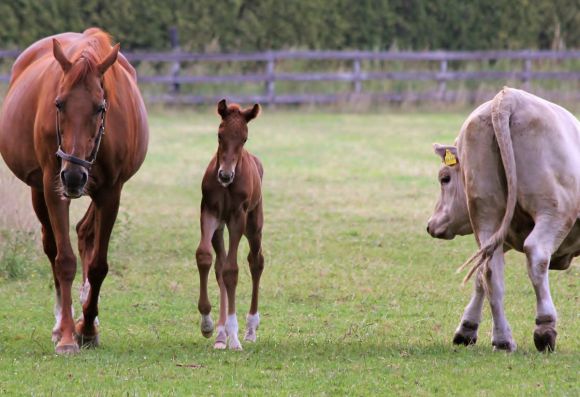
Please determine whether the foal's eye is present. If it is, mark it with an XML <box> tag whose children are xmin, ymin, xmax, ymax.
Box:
<box><xmin>242</xmin><ymin>138</ymin><xmax>247</xmax><ymax>143</ymax></box>
<box><xmin>55</xmin><ymin>99</ymin><xmax>63</xmax><ymax>109</ymax></box>
<box><xmin>440</xmin><ymin>175</ymin><xmax>451</xmax><ymax>184</ymax></box>
<box><xmin>95</xmin><ymin>103</ymin><xmax>106</xmax><ymax>114</ymax></box>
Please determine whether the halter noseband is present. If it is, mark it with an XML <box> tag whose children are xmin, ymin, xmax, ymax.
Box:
<box><xmin>55</xmin><ymin>99</ymin><xmax>107</xmax><ymax>170</ymax></box>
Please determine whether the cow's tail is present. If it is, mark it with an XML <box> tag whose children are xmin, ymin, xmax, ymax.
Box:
<box><xmin>458</xmin><ymin>88</ymin><xmax>518</xmax><ymax>285</ymax></box>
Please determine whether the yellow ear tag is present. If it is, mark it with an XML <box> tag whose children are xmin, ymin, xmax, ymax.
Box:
<box><xmin>444</xmin><ymin>149</ymin><xmax>457</xmax><ymax>166</ymax></box>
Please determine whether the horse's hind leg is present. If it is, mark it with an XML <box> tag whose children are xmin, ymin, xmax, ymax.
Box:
<box><xmin>77</xmin><ymin>203</ymin><xmax>96</xmax><ymax>307</ymax></box>
<box><xmin>30</xmin><ymin>188</ymin><xmax>62</xmax><ymax>343</ymax></box>
<box><xmin>211</xmin><ymin>225</ymin><xmax>228</xmax><ymax>349</ymax></box>
<box><xmin>523</xmin><ymin>214</ymin><xmax>573</xmax><ymax>352</ymax></box>
<box><xmin>75</xmin><ymin>187</ymin><xmax>121</xmax><ymax>347</ymax></box>
<box><xmin>196</xmin><ymin>211</ymin><xmax>219</xmax><ymax>338</ymax></box>
<box><xmin>244</xmin><ymin>204</ymin><xmax>264</xmax><ymax>343</ymax></box>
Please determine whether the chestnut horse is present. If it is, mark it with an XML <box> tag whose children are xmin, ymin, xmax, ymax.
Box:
<box><xmin>0</xmin><ymin>28</ymin><xmax>148</xmax><ymax>354</ymax></box>
<box><xmin>196</xmin><ymin>99</ymin><xmax>264</xmax><ymax>350</ymax></box>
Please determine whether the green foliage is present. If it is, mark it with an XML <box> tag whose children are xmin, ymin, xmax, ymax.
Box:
<box><xmin>0</xmin><ymin>0</ymin><xmax>577</xmax><ymax>51</ymax></box>
<box><xmin>0</xmin><ymin>230</ymin><xmax>38</xmax><ymax>280</ymax></box>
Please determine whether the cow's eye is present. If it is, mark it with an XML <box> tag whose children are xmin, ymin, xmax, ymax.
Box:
<box><xmin>440</xmin><ymin>175</ymin><xmax>451</xmax><ymax>184</ymax></box>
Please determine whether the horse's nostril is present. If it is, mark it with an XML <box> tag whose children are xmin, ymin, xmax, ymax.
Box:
<box><xmin>60</xmin><ymin>170</ymin><xmax>66</xmax><ymax>183</ymax></box>
<box><xmin>80</xmin><ymin>171</ymin><xmax>88</xmax><ymax>185</ymax></box>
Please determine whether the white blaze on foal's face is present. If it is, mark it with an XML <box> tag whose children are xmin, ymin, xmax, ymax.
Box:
<box><xmin>427</xmin><ymin>143</ymin><xmax>473</xmax><ymax>239</ymax></box>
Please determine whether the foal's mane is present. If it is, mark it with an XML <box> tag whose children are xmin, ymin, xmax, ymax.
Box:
<box><xmin>60</xmin><ymin>28</ymin><xmax>119</xmax><ymax>101</ymax></box>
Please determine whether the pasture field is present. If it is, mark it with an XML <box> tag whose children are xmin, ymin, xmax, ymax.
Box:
<box><xmin>0</xmin><ymin>109</ymin><xmax>578</xmax><ymax>396</ymax></box>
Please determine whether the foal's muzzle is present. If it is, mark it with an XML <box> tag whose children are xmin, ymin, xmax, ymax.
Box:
<box><xmin>60</xmin><ymin>167</ymin><xmax>88</xmax><ymax>198</ymax></box>
<box><xmin>218</xmin><ymin>170</ymin><xmax>235</xmax><ymax>186</ymax></box>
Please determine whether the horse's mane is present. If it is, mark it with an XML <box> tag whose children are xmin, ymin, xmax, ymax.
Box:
<box><xmin>61</xmin><ymin>28</ymin><xmax>119</xmax><ymax>101</ymax></box>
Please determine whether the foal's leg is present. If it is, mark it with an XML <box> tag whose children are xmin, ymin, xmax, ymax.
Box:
<box><xmin>223</xmin><ymin>211</ymin><xmax>246</xmax><ymax>350</ymax></box>
<box><xmin>42</xmin><ymin>172</ymin><xmax>79</xmax><ymax>354</ymax></box>
<box><xmin>523</xmin><ymin>215</ymin><xmax>572</xmax><ymax>352</ymax></box>
<box><xmin>211</xmin><ymin>225</ymin><xmax>228</xmax><ymax>349</ymax></box>
<box><xmin>244</xmin><ymin>204</ymin><xmax>264</xmax><ymax>342</ymax></box>
<box><xmin>75</xmin><ymin>187</ymin><xmax>121</xmax><ymax>347</ymax></box>
<box><xmin>30</xmin><ymin>188</ymin><xmax>62</xmax><ymax>343</ymax></box>
<box><xmin>76</xmin><ymin>203</ymin><xmax>96</xmax><ymax>319</ymax></box>
<box><xmin>196</xmin><ymin>211</ymin><xmax>219</xmax><ymax>338</ymax></box>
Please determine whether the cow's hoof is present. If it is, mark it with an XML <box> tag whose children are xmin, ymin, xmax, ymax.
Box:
<box><xmin>55</xmin><ymin>341</ymin><xmax>80</xmax><ymax>355</ymax></box>
<box><xmin>492</xmin><ymin>339</ymin><xmax>517</xmax><ymax>352</ymax></box>
<box><xmin>453</xmin><ymin>321</ymin><xmax>478</xmax><ymax>346</ymax></box>
<box><xmin>453</xmin><ymin>332</ymin><xmax>477</xmax><ymax>346</ymax></box>
<box><xmin>201</xmin><ymin>315</ymin><xmax>214</xmax><ymax>338</ymax></box>
<box><xmin>534</xmin><ymin>327</ymin><xmax>557</xmax><ymax>352</ymax></box>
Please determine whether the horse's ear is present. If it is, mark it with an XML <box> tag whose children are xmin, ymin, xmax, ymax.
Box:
<box><xmin>53</xmin><ymin>39</ymin><xmax>71</xmax><ymax>72</ymax></box>
<box><xmin>243</xmin><ymin>104</ymin><xmax>261</xmax><ymax>122</ymax></box>
<box><xmin>97</xmin><ymin>43</ymin><xmax>120</xmax><ymax>75</ymax></box>
<box><xmin>217</xmin><ymin>99</ymin><xmax>228</xmax><ymax>119</ymax></box>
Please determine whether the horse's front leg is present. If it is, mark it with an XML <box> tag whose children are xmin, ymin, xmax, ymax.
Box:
<box><xmin>211</xmin><ymin>225</ymin><xmax>228</xmax><ymax>349</ymax></box>
<box><xmin>244</xmin><ymin>203</ymin><xmax>264</xmax><ymax>343</ymax></box>
<box><xmin>75</xmin><ymin>186</ymin><xmax>121</xmax><ymax>347</ymax></box>
<box><xmin>223</xmin><ymin>210</ymin><xmax>246</xmax><ymax>350</ymax></box>
<box><xmin>196</xmin><ymin>211</ymin><xmax>219</xmax><ymax>338</ymax></box>
<box><xmin>43</xmin><ymin>173</ymin><xmax>78</xmax><ymax>355</ymax></box>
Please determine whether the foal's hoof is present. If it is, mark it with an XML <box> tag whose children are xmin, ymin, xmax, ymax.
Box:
<box><xmin>55</xmin><ymin>341</ymin><xmax>80</xmax><ymax>355</ymax></box>
<box><xmin>76</xmin><ymin>333</ymin><xmax>100</xmax><ymax>348</ymax></box>
<box><xmin>214</xmin><ymin>327</ymin><xmax>227</xmax><ymax>350</ymax></box>
<box><xmin>534</xmin><ymin>327</ymin><xmax>557</xmax><ymax>352</ymax></box>
<box><xmin>201</xmin><ymin>315</ymin><xmax>214</xmax><ymax>338</ymax></box>
<box><xmin>492</xmin><ymin>339</ymin><xmax>517</xmax><ymax>352</ymax></box>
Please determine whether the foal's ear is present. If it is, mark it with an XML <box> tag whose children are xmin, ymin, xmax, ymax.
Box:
<box><xmin>243</xmin><ymin>104</ymin><xmax>261</xmax><ymax>122</ymax></box>
<box><xmin>53</xmin><ymin>39</ymin><xmax>72</xmax><ymax>72</ymax></box>
<box><xmin>97</xmin><ymin>43</ymin><xmax>120</xmax><ymax>75</ymax></box>
<box><xmin>217</xmin><ymin>99</ymin><xmax>228</xmax><ymax>119</ymax></box>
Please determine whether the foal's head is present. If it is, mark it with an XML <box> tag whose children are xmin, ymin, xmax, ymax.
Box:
<box><xmin>215</xmin><ymin>99</ymin><xmax>260</xmax><ymax>187</ymax></box>
<box><xmin>52</xmin><ymin>38</ymin><xmax>119</xmax><ymax>198</ymax></box>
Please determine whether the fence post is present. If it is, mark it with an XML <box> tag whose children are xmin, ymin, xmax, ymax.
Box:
<box><xmin>352</xmin><ymin>58</ymin><xmax>362</xmax><ymax>94</ymax></box>
<box><xmin>169</xmin><ymin>26</ymin><xmax>181</xmax><ymax>94</ymax></box>
<box><xmin>522</xmin><ymin>58</ymin><xmax>532</xmax><ymax>91</ymax></box>
<box><xmin>437</xmin><ymin>59</ymin><xmax>448</xmax><ymax>101</ymax></box>
<box><xmin>265</xmin><ymin>52</ymin><xmax>276</xmax><ymax>104</ymax></box>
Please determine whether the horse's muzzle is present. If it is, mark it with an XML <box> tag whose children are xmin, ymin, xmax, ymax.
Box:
<box><xmin>218</xmin><ymin>170</ymin><xmax>235</xmax><ymax>186</ymax></box>
<box><xmin>60</xmin><ymin>168</ymin><xmax>88</xmax><ymax>198</ymax></box>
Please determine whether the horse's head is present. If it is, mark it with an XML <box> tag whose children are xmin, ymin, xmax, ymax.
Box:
<box><xmin>215</xmin><ymin>99</ymin><xmax>260</xmax><ymax>187</ymax></box>
<box><xmin>426</xmin><ymin>143</ymin><xmax>473</xmax><ymax>239</ymax></box>
<box><xmin>52</xmin><ymin>38</ymin><xmax>119</xmax><ymax>198</ymax></box>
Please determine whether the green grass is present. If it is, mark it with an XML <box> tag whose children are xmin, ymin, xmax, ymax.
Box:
<box><xmin>0</xmin><ymin>109</ymin><xmax>578</xmax><ymax>396</ymax></box>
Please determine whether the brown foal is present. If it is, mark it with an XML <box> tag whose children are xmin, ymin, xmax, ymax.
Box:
<box><xmin>196</xmin><ymin>99</ymin><xmax>264</xmax><ymax>350</ymax></box>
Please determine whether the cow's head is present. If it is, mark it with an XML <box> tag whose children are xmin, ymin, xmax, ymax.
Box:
<box><xmin>426</xmin><ymin>143</ymin><xmax>473</xmax><ymax>239</ymax></box>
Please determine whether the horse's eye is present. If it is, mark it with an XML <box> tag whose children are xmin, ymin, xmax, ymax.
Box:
<box><xmin>55</xmin><ymin>99</ymin><xmax>63</xmax><ymax>110</ymax></box>
<box><xmin>440</xmin><ymin>175</ymin><xmax>451</xmax><ymax>184</ymax></box>
<box><xmin>242</xmin><ymin>138</ymin><xmax>247</xmax><ymax>144</ymax></box>
<box><xmin>96</xmin><ymin>103</ymin><xmax>106</xmax><ymax>114</ymax></box>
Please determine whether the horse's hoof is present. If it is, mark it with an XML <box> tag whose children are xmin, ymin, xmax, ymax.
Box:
<box><xmin>76</xmin><ymin>333</ymin><xmax>100</xmax><ymax>348</ymax></box>
<box><xmin>228</xmin><ymin>336</ymin><xmax>243</xmax><ymax>351</ymax></box>
<box><xmin>55</xmin><ymin>342</ymin><xmax>80</xmax><ymax>355</ymax></box>
<box><xmin>201</xmin><ymin>315</ymin><xmax>214</xmax><ymax>338</ymax></box>
<box><xmin>453</xmin><ymin>332</ymin><xmax>477</xmax><ymax>346</ymax></box>
<box><xmin>534</xmin><ymin>327</ymin><xmax>557</xmax><ymax>352</ymax></box>
<box><xmin>214</xmin><ymin>341</ymin><xmax>227</xmax><ymax>350</ymax></box>
<box><xmin>244</xmin><ymin>329</ymin><xmax>257</xmax><ymax>342</ymax></box>
<box><xmin>51</xmin><ymin>330</ymin><xmax>62</xmax><ymax>343</ymax></box>
<box><xmin>492</xmin><ymin>339</ymin><xmax>517</xmax><ymax>352</ymax></box>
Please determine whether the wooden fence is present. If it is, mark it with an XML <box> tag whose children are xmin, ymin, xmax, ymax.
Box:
<box><xmin>1</xmin><ymin>49</ymin><xmax>580</xmax><ymax>104</ymax></box>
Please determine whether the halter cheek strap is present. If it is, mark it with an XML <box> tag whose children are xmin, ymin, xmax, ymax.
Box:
<box><xmin>55</xmin><ymin>99</ymin><xmax>107</xmax><ymax>170</ymax></box>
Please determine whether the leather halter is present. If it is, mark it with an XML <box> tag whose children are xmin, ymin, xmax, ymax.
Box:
<box><xmin>55</xmin><ymin>99</ymin><xmax>107</xmax><ymax>170</ymax></box>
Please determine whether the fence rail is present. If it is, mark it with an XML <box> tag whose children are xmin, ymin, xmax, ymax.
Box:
<box><xmin>1</xmin><ymin>49</ymin><xmax>580</xmax><ymax>104</ymax></box>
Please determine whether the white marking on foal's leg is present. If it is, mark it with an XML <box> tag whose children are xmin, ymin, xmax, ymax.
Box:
<box><xmin>214</xmin><ymin>325</ymin><xmax>227</xmax><ymax>350</ymax></box>
<box><xmin>226</xmin><ymin>314</ymin><xmax>242</xmax><ymax>350</ymax></box>
<box><xmin>52</xmin><ymin>292</ymin><xmax>62</xmax><ymax>343</ymax></box>
<box><xmin>244</xmin><ymin>312</ymin><xmax>260</xmax><ymax>342</ymax></box>
<box><xmin>201</xmin><ymin>314</ymin><xmax>214</xmax><ymax>338</ymax></box>
<box><xmin>77</xmin><ymin>280</ymin><xmax>99</xmax><ymax>326</ymax></box>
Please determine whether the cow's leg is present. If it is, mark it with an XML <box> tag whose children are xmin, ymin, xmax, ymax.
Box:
<box><xmin>211</xmin><ymin>224</ymin><xmax>228</xmax><ymax>349</ymax></box>
<box><xmin>30</xmin><ymin>188</ymin><xmax>64</xmax><ymax>343</ymax></box>
<box><xmin>244</xmin><ymin>204</ymin><xmax>264</xmax><ymax>342</ymax></box>
<box><xmin>483</xmin><ymin>246</ymin><xmax>516</xmax><ymax>352</ymax></box>
<box><xmin>75</xmin><ymin>187</ymin><xmax>121</xmax><ymax>347</ymax></box>
<box><xmin>196</xmin><ymin>211</ymin><xmax>219</xmax><ymax>338</ymax></box>
<box><xmin>223</xmin><ymin>211</ymin><xmax>246</xmax><ymax>350</ymax></box>
<box><xmin>523</xmin><ymin>215</ymin><xmax>573</xmax><ymax>352</ymax></box>
<box><xmin>43</xmin><ymin>173</ymin><xmax>78</xmax><ymax>354</ymax></box>
<box><xmin>453</xmin><ymin>272</ymin><xmax>484</xmax><ymax>346</ymax></box>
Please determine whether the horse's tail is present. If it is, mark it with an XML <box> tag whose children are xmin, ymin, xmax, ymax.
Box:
<box><xmin>458</xmin><ymin>87</ymin><xmax>518</xmax><ymax>285</ymax></box>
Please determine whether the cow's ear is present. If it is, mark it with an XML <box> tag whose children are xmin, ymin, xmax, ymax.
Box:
<box><xmin>433</xmin><ymin>143</ymin><xmax>459</xmax><ymax>165</ymax></box>
<box><xmin>242</xmin><ymin>104</ymin><xmax>260</xmax><ymax>122</ymax></box>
